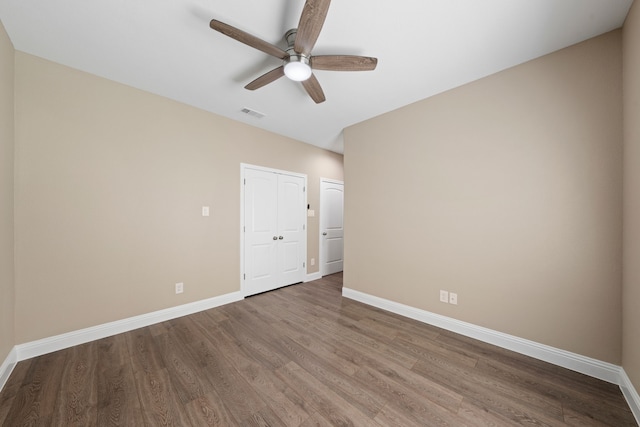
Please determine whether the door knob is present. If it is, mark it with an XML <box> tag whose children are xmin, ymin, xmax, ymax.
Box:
<box><xmin>273</xmin><ymin>236</ymin><xmax>278</xmax><ymax>240</ymax></box>
<box><xmin>278</xmin><ymin>236</ymin><xmax>284</xmax><ymax>240</ymax></box>
<box><xmin>322</xmin><ymin>232</ymin><xmax>327</xmax><ymax>236</ymax></box>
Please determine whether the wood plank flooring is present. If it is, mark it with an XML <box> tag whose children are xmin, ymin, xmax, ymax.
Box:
<box><xmin>0</xmin><ymin>273</ymin><xmax>636</xmax><ymax>426</ymax></box>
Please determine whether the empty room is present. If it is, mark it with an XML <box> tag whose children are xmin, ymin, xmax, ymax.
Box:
<box><xmin>1</xmin><ymin>0</ymin><xmax>640</xmax><ymax>425</ymax></box>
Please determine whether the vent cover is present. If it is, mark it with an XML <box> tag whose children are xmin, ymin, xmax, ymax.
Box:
<box><xmin>240</xmin><ymin>107</ymin><xmax>266</xmax><ymax>119</ymax></box>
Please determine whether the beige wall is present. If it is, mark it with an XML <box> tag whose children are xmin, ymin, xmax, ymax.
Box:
<box><xmin>0</xmin><ymin>20</ymin><xmax>15</xmax><ymax>364</ymax></box>
<box><xmin>14</xmin><ymin>52</ymin><xmax>343</xmax><ymax>343</ymax></box>
<box><xmin>344</xmin><ymin>31</ymin><xmax>623</xmax><ymax>363</ymax></box>
<box><xmin>623</xmin><ymin>0</ymin><xmax>640</xmax><ymax>392</ymax></box>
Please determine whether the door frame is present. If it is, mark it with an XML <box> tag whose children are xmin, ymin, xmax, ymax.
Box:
<box><xmin>319</xmin><ymin>178</ymin><xmax>344</xmax><ymax>277</ymax></box>
<box><xmin>240</xmin><ymin>163</ymin><xmax>308</xmax><ymax>296</ymax></box>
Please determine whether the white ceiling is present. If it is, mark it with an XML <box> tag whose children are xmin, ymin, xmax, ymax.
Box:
<box><xmin>0</xmin><ymin>0</ymin><xmax>633</xmax><ymax>153</ymax></box>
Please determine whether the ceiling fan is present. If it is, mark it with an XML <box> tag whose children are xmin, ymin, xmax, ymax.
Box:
<box><xmin>209</xmin><ymin>0</ymin><xmax>378</xmax><ymax>104</ymax></box>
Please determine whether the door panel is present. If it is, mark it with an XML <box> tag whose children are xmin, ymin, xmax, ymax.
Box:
<box><xmin>326</xmin><ymin>188</ymin><xmax>344</xmax><ymax>229</ymax></box>
<box><xmin>326</xmin><ymin>238</ymin><xmax>343</xmax><ymax>263</ymax></box>
<box><xmin>250</xmin><ymin>244</ymin><xmax>275</xmax><ymax>279</ymax></box>
<box><xmin>250</xmin><ymin>176</ymin><xmax>277</xmax><ymax>232</ymax></box>
<box><xmin>279</xmin><ymin>179</ymin><xmax>303</xmax><ymax>231</ymax></box>
<box><xmin>282</xmin><ymin>241</ymin><xmax>301</xmax><ymax>273</ymax></box>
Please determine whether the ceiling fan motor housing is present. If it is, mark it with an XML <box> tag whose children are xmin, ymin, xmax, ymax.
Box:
<box><xmin>283</xmin><ymin>29</ymin><xmax>312</xmax><ymax>81</ymax></box>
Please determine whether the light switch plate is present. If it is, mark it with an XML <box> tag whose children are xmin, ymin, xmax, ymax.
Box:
<box><xmin>440</xmin><ymin>290</ymin><xmax>449</xmax><ymax>303</ymax></box>
<box><xmin>202</xmin><ymin>206</ymin><xmax>210</xmax><ymax>217</ymax></box>
<box><xmin>307</xmin><ymin>209</ymin><xmax>315</xmax><ymax>217</ymax></box>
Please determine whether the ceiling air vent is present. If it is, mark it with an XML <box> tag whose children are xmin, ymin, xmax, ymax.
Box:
<box><xmin>240</xmin><ymin>107</ymin><xmax>266</xmax><ymax>119</ymax></box>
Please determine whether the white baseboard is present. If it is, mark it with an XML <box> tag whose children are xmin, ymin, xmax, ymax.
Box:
<box><xmin>620</xmin><ymin>369</ymin><xmax>640</xmax><ymax>425</ymax></box>
<box><xmin>14</xmin><ymin>291</ymin><xmax>243</xmax><ymax>363</ymax></box>
<box><xmin>0</xmin><ymin>347</ymin><xmax>17</xmax><ymax>392</ymax></box>
<box><xmin>342</xmin><ymin>287</ymin><xmax>640</xmax><ymax>421</ymax></box>
<box><xmin>305</xmin><ymin>272</ymin><xmax>322</xmax><ymax>282</ymax></box>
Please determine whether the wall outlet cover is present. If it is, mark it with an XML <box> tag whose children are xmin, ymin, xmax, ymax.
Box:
<box><xmin>449</xmin><ymin>292</ymin><xmax>458</xmax><ymax>305</ymax></box>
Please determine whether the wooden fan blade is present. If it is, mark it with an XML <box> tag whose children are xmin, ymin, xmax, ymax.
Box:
<box><xmin>210</xmin><ymin>19</ymin><xmax>288</xmax><ymax>60</ymax></box>
<box><xmin>294</xmin><ymin>0</ymin><xmax>331</xmax><ymax>55</ymax></box>
<box><xmin>312</xmin><ymin>55</ymin><xmax>378</xmax><ymax>71</ymax></box>
<box><xmin>245</xmin><ymin>66</ymin><xmax>285</xmax><ymax>90</ymax></box>
<box><xmin>301</xmin><ymin>74</ymin><xmax>326</xmax><ymax>103</ymax></box>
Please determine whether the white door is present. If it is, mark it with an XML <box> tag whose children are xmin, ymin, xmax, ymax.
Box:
<box><xmin>277</xmin><ymin>173</ymin><xmax>306</xmax><ymax>286</ymax></box>
<box><xmin>243</xmin><ymin>166</ymin><xmax>306</xmax><ymax>296</ymax></box>
<box><xmin>320</xmin><ymin>179</ymin><xmax>344</xmax><ymax>276</ymax></box>
<box><xmin>244</xmin><ymin>168</ymin><xmax>278</xmax><ymax>295</ymax></box>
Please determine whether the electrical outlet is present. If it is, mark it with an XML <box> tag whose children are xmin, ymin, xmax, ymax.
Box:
<box><xmin>449</xmin><ymin>292</ymin><xmax>458</xmax><ymax>305</ymax></box>
<box><xmin>440</xmin><ymin>290</ymin><xmax>449</xmax><ymax>303</ymax></box>
<box><xmin>175</xmin><ymin>282</ymin><xmax>184</xmax><ymax>294</ymax></box>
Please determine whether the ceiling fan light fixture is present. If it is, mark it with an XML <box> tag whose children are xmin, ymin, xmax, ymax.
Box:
<box><xmin>210</xmin><ymin>1</ymin><xmax>376</xmax><ymax>104</ymax></box>
<box><xmin>284</xmin><ymin>54</ymin><xmax>312</xmax><ymax>81</ymax></box>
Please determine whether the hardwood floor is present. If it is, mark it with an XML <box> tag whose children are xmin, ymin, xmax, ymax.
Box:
<box><xmin>0</xmin><ymin>273</ymin><xmax>636</xmax><ymax>426</ymax></box>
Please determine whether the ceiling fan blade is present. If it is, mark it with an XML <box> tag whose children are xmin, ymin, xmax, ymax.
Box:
<box><xmin>312</xmin><ymin>55</ymin><xmax>378</xmax><ymax>71</ymax></box>
<box><xmin>210</xmin><ymin>19</ymin><xmax>288</xmax><ymax>60</ymax></box>
<box><xmin>294</xmin><ymin>0</ymin><xmax>331</xmax><ymax>55</ymax></box>
<box><xmin>245</xmin><ymin>66</ymin><xmax>285</xmax><ymax>90</ymax></box>
<box><xmin>301</xmin><ymin>74</ymin><xmax>326</xmax><ymax>104</ymax></box>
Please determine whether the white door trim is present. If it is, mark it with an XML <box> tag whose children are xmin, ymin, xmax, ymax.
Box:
<box><xmin>319</xmin><ymin>178</ymin><xmax>344</xmax><ymax>277</ymax></box>
<box><xmin>240</xmin><ymin>163</ymin><xmax>308</xmax><ymax>296</ymax></box>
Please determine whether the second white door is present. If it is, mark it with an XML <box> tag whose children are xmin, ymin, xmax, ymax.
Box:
<box><xmin>320</xmin><ymin>179</ymin><xmax>344</xmax><ymax>276</ymax></box>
